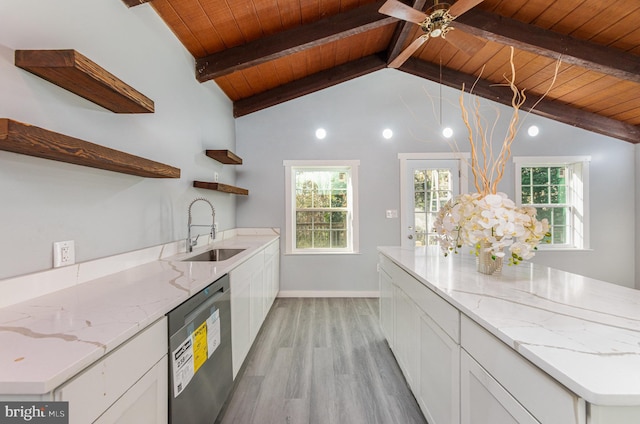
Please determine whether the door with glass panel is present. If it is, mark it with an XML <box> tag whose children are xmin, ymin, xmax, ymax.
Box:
<box><xmin>402</xmin><ymin>160</ymin><xmax>460</xmax><ymax>248</ymax></box>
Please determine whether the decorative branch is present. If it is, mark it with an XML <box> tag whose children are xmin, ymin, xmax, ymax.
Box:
<box><xmin>459</xmin><ymin>46</ymin><xmax>560</xmax><ymax>195</ymax></box>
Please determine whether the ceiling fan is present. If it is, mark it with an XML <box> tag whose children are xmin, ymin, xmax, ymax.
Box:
<box><xmin>379</xmin><ymin>0</ymin><xmax>486</xmax><ymax>68</ymax></box>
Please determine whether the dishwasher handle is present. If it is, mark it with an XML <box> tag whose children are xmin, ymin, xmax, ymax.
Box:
<box><xmin>183</xmin><ymin>286</ymin><xmax>225</xmax><ymax>325</ymax></box>
<box><xmin>167</xmin><ymin>274</ymin><xmax>230</xmax><ymax>335</ymax></box>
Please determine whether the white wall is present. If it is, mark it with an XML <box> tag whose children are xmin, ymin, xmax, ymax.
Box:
<box><xmin>236</xmin><ymin>69</ymin><xmax>636</xmax><ymax>292</ymax></box>
<box><xmin>0</xmin><ymin>1</ymin><xmax>236</xmax><ymax>280</ymax></box>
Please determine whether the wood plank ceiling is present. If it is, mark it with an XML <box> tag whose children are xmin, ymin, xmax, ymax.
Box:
<box><xmin>123</xmin><ymin>0</ymin><xmax>640</xmax><ymax>143</ymax></box>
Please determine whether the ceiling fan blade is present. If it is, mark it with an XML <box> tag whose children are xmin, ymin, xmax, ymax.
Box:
<box><xmin>444</xmin><ymin>29</ymin><xmax>486</xmax><ymax>56</ymax></box>
<box><xmin>379</xmin><ymin>0</ymin><xmax>428</xmax><ymax>24</ymax></box>
<box><xmin>448</xmin><ymin>0</ymin><xmax>484</xmax><ymax>17</ymax></box>
<box><xmin>389</xmin><ymin>36</ymin><xmax>428</xmax><ymax>68</ymax></box>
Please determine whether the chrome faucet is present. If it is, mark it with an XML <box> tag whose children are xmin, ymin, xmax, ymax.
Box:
<box><xmin>187</xmin><ymin>198</ymin><xmax>216</xmax><ymax>252</ymax></box>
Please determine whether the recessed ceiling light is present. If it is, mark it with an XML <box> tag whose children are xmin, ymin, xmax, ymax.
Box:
<box><xmin>315</xmin><ymin>128</ymin><xmax>327</xmax><ymax>140</ymax></box>
<box><xmin>442</xmin><ymin>127</ymin><xmax>453</xmax><ymax>138</ymax></box>
<box><xmin>382</xmin><ymin>128</ymin><xmax>393</xmax><ymax>139</ymax></box>
<box><xmin>528</xmin><ymin>125</ymin><xmax>540</xmax><ymax>137</ymax></box>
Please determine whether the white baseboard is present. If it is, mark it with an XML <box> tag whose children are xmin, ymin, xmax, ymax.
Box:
<box><xmin>277</xmin><ymin>290</ymin><xmax>380</xmax><ymax>298</ymax></box>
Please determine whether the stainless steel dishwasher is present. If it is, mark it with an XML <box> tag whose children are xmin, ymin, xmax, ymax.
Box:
<box><xmin>168</xmin><ymin>274</ymin><xmax>232</xmax><ymax>424</ymax></box>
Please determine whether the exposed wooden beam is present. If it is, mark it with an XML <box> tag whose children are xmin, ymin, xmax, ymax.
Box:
<box><xmin>120</xmin><ymin>0</ymin><xmax>151</xmax><ymax>7</ymax></box>
<box><xmin>400</xmin><ymin>58</ymin><xmax>640</xmax><ymax>144</ymax></box>
<box><xmin>386</xmin><ymin>0</ymin><xmax>429</xmax><ymax>64</ymax></box>
<box><xmin>455</xmin><ymin>9</ymin><xmax>640</xmax><ymax>84</ymax></box>
<box><xmin>234</xmin><ymin>55</ymin><xmax>387</xmax><ymax>117</ymax></box>
<box><xmin>196</xmin><ymin>1</ymin><xmax>395</xmax><ymax>82</ymax></box>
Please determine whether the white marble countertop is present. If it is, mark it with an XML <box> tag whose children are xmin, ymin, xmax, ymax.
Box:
<box><xmin>0</xmin><ymin>233</ymin><xmax>279</xmax><ymax>395</ymax></box>
<box><xmin>378</xmin><ymin>246</ymin><xmax>640</xmax><ymax>406</ymax></box>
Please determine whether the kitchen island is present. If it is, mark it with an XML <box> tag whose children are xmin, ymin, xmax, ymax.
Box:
<box><xmin>378</xmin><ymin>245</ymin><xmax>640</xmax><ymax>424</ymax></box>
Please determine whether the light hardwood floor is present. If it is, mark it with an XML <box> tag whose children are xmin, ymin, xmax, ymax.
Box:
<box><xmin>218</xmin><ymin>298</ymin><xmax>428</xmax><ymax>424</ymax></box>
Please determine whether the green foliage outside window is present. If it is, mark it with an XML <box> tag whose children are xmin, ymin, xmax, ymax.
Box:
<box><xmin>521</xmin><ymin>166</ymin><xmax>569</xmax><ymax>245</ymax></box>
<box><xmin>414</xmin><ymin>169</ymin><xmax>453</xmax><ymax>247</ymax></box>
<box><xmin>295</xmin><ymin>170</ymin><xmax>349</xmax><ymax>249</ymax></box>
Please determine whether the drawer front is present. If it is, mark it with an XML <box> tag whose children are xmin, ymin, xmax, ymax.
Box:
<box><xmin>461</xmin><ymin>350</ymin><xmax>539</xmax><ymax>424</ymax></box>
<box><xmin>265</xmin><ymin>240</ymin><xmax>279</xmax><ymax>257</ymax></box>
<box><xmin>461</xmin><ymin>315</ymin><xmax>585</xmax><ymax>424</ymax></box>
<box><xmin>54</xmin><ymin>317</ymin><xmax>168</xmax><ymax>423</ymax></box>
<box><xmin>378</xmin><ymin>253</ymin><xmax>398</xmax><ymax>279</ymax></box>
<box><xmin>393</xmin><ymin>267</ymin><xmax>459</xmax><ymax>343</ymax></box>
<box><xmin>379</xmin><ymin>253</ymin><xmax>459</xmax><ymax>342</ymax></box>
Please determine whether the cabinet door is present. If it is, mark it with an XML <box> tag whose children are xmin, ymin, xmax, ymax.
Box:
<box><xmin>230</xmin><ymin>263</ymin><xmax>253</xmax><ymax>378</ymax></box>
<box><xmin>378</xmin><ymin>266</ymin><xmax>394</xmax><ymax>347</ymax></box>
<box><xmin>461</xmin><ymin>350</ymin><xmax>539</xmax><ymax>424</ymax></box>
<box><xmin>95</xmin><ymin>356</ymin><xmax>168</xmax><ymax>424</ymax></box>
<box><xmin>264</xmin><ymin>253</ymin><xmax>274</xmax><ymax>312</ymax></box>
<box><xmin>419</xmin><ymin>311</ymin><xmax>460</xmax><ymax>424</ymax></box>
<box><xmin>461</xmin><ymin>315</ymin><xmax>585</xmax><ymax>424</ymax></box>
<box><xmin>54</xmin><ymin>318</ymin><xmax>167</xmax><ymax>424</ymax></box>
<box><xmin>394</xmin><ymin>286</ymin><xmax>420</xmax><ymax>391</ymax></box>
<box><xmin>263</xmin><ymin>241</ymin><xmax>279</xmax><ymax>313</ymax></box>
<box><xmin>272</xmin><ymin>245</ymin><xmax>280</xmax><ymax>300</ymax></box>
<box><xmin>249</xmin><ymin>262</ymin><xmax>265</xmax><ymax>341</ymax></box>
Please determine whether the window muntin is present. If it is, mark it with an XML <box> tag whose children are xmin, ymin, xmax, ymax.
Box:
<box><xmin>514</xmin><ymin>157</ymin><xmax>589</xmax><ymax>250</ymax></box>
<box><xmin>284</xmin><ymin>160</ymin><xmax>359</xmax><ymax>254</ymax></box>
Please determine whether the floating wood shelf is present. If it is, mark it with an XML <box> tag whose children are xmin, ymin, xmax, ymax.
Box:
<box><xmin>205</xmin><ymin>149</ymin><xmax>243</xmax><ymax>165</ymax></box>
<box><xmin>15</xmin><ymin>49</ymin><xmax>154</xmax><ymax>114</ymax></box>
<box><xmin>193</xmin><ymin>181</ymin><xmax>249</xmax><ymax>195</ymax></box>
<box><xmin>0</xmin><ymin>119</ymin><xmax>180</xmax><ymax>178</ymax></box>
<box><xmin>121</xmin><ymin>0</ymin><xmax>151</xmax><ymax>7</ymax></box>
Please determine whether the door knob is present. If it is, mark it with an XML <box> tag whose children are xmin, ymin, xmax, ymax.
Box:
<box><xmin>408</xmin><ymin>235</ymin><xmax>413</xmax><ymax>240</ymax></box>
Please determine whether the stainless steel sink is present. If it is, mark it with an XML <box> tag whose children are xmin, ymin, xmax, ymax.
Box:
<box><xmin>183</xmin><ymin>248</ymin><xmax>246</xmax><ymax>262</ymax></box>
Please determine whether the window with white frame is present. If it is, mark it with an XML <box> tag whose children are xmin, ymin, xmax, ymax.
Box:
<box><xmin>284</xmin><ymin>160</ymin><xmax>359</xmax><ymax>254</ymax></box>
<box><xmin>514</xmin><ymin>156</ymin><xmax>590</xmax><ymax>249</ymax></box>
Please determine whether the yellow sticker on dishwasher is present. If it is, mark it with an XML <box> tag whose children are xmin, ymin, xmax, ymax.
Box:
<box><xmin>192</xmin><ymin>321</ymin><xmax>208</xmax><ymax>373</ymax></box>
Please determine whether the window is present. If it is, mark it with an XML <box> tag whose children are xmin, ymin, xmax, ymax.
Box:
<box><xmin>399</xmin><ymin>153</ymin><xmax>469</xmax><ymax>249</ymax></box>
<box><xmin>284</xmin><ymin>160</ymin><xmax>359</xmax><ymax>254</ymax></box>
<box><xmin>413</xmin><ymin>166</ymin><xmax>456</xmax><ymax>247</ymax></box>
<box><xmin>514</xmin><ymin>156</ymin><xmax>590</xmax><ymax>249</ymax></box>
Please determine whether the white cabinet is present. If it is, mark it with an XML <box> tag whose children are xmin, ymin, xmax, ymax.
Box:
<box><xmin>263</xmin><ymin>240</ymin><xmax>279</xmax><ymax>312</ymax></box>
<box><xmin>589</xmin><ymin>405</ymin><xmax>640</xmax><ymax>424</ymax></box>
<box><xmin>461</xmin><ymin>350</ymin><xmax>538</xmax><ymax>424</ymax></box>
<box><xmin>419</xmin><ymin>310</ymin><xmax>460</xmax><ymax>424</ymax></box>
<box><xmin>230</xmin><ymin>240</ymin><xmax>280</xmax><ymax>378</ymax></box>
<box><xmin>378</xmin><ymin>262</ymin><xmax>394</xmax><ymax>347</ymax></box>
<box><xmin>230</xmin><ymin>269</ymin><xmax>251</xmax><ymax>379</ymax></box>
<box><xmin>54</xmin><ymin>317</ymin><xmax>168</xmax><ymax>424</ymax></box>
<box><xmin>94</xmin><ymin>356</ymin><xmax>168</xmax><ymax>424</ymax></box>
<box><xmin>249</xmin><ymin>251</ymin><xmax>265</xmax><ymax>342</ymax></box>
<box><xmin>461</xmin><ymin>315</ymin><xmax>585</xmax><ymax>424</ymax></box>
<box><xmin>378</xmin><ymin>254</ymin><xmax>460</xmax><ymax>424</ymax></box>
<box><xmin>230</xmin><ymin>251</ymin><xmax>261</xmax><ymax>378</ymax></box>
<box><xmin>394</xmin><ymin>285</ymin><xmax>420</xmax><ymax>391</ymax></box>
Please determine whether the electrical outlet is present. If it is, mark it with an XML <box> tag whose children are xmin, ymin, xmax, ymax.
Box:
<box><xmin>214</xmin><ymin>172</ymin><xmax>219</xmax><ymax>182</ymax></box>
<box><xmin>53</xmin><ymin>240</ymin><xmax>75</xmax><ymax>268</ymax></box>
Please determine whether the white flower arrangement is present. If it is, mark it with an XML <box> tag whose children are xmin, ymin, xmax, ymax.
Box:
<box><xmin>434</xmin><ymin>192</ymin><xmax>550</xmax><ymax>265</ymax></box>
<box><xmin>433</xmin><ymin>47</ymin><xmax>557</xmax><ymax>267</ymax></box>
